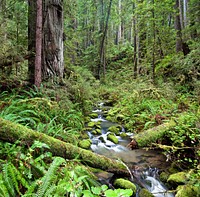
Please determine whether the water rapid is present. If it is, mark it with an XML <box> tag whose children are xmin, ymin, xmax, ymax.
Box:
<box><xmin>87</xmin><ymin>103</ymin><xmax>174</xmax><ymax>197</ymax></box>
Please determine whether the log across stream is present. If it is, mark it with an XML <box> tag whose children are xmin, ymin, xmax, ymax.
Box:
<box><xmin>87</xmin><ymin>102</ymin><xmax>174</xmax><ymax>197</ymax></box>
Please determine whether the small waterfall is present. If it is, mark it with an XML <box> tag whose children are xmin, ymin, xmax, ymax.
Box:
<box><xmin>87</xmin><ymin>102</ymin><xmax>174</xmax><ymax>197</ymax></box>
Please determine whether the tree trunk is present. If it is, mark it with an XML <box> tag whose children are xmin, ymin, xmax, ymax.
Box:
<box><xmin>28</xmin><ymin>0</ymin><xmax>37</xmax><ymax>84</ymax></box>
<box><xmin>42</xmin><ymin>0</ymin><xmax>64</xmax><ymax>80</ymax></box>
<box><xmin>128</xmin><ymin>120</ymin><xmax>176</xmax><ymax>149</ymax></box>
<box><xmin>0</xmin><ymin>118</ymin><xmax>129</xmax><ymax>176</ymax></box>
<box><xmin>133</xmin><ymin>2</ymin><xmax>138</xmax><ymax>79</ymax></box>
<box><xmin>174</xmin><ymin>0</ymin><xmax>183</xmax><ymax>53</ymax></box>
<box><xmin>34</xmin><ymin>0</ymin><xmax>43</xmax><ymax>88</ymax></box>
<box><xmin>28</xmin><ymin>0</ymin><xmax>64</xmax><ymax>84</ymax></box>
<box><xmin>98</xmin><ymin>0</ymin><xmax>113</xmax><ymax>79</ymax></box>
<box><xmin>152</xmin><ymin>0</ymin><xmax>156</xmax><ymax>83</ymax></box>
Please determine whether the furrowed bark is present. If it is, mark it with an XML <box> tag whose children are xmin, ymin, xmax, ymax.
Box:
<box><xmin>128</xmin><ymin>120</ymin><xmax>176</xmax><ymax>149</ymax></box>
<box><xmin>0</xmin><ymin>118</ymin><xmax>129</xmax><ymax>175</ymax></box>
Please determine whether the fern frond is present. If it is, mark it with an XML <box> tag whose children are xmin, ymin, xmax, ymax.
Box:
<box><xmin>2</xmin><ymin>163</ymin><xmax>16</xmax><ymax>197</ymax></box>
<box><xmin>36</xmin><ymin>157</ymin><xmax>65</xmax><ymax>197</ymax></box>
<box><xmin>22</xmin><ymin>180</ymin><xmax>38</xmax><ymax>197</ymax></box>
<box><xmin>0</xmin><ymin>174</ymin><xmax>10</xmax><ymax>197</ymax></box>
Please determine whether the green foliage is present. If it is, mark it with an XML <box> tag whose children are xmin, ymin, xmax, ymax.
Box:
<box><xmin>0</xmin><ymin>90</ymin><xmax>84</xmax><ymax>143</ymax></box>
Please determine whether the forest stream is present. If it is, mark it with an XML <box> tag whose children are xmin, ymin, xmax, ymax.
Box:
<box><xmin>87</xmin><ymin>102</ymin><xmax>174</xmax><ymax>197</ymax></box>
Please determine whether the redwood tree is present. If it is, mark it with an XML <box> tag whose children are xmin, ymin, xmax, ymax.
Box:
<box><xmin>34</xmin><ymin>0</ymin><xmax>42</xmax><ymax>88</ymax></box>
<box><xmin>28</xmin><ymin>0</ymin><xmax>64</xmax><ymax>85</ymax></box>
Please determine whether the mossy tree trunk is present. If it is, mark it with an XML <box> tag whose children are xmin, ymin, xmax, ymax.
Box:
<box><xmin>0</xmin><ymin>118</ymin><xmax>129</xmax><ymax>176</ymax></box>
<box><xmin>128</xmin><ymin>120</ymin><xmax>176</xmax><ymax>149</ymax></box>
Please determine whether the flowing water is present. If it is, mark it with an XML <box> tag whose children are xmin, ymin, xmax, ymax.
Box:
<box><xmin>87</xmin><ymin>103</ymin><xmax>174</xmax><ymax>197</ymax></box>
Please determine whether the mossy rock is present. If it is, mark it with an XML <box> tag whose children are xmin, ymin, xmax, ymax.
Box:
<box><xmin>95</xmin><ymin>129</ymin><xmax>102</xmax><ymax>134</ymax></box>
<box><xmin>106</xmin><ymin>115</ymin><xmax>114</xmax><ymax>122</ymax></box>
<box><xmin>113</xmin><ymin>178</ymin><xmax>136</xmax><ymax>195</ymax></box>
<box><xmin>78</xmin><ymin>139</ymin><xmax>92</xmax><ymax>149</ymax></box>
<box><xmin>88</xmin><ymin>121</ymin><xmax>101</xmax><ymax>129</ymax></box>
<box><xmin>89</xmin><ymin>113</ymin><xmax>98</xmax><ymax>118</ymax></box>
<box><xmin>88</xmin><ymin>121</ymin><xmax>96</xmax><ymax>127</ymax></box>
<box><xmin>175</xmin><ymin>185</ymin><xmax>199</xmax><ymax>197</ymax></box>
<box><xmin>107</xmin><ymin>134</ymin><xmax>118</xmax><ymax>144</ymax></box>
<box><xmin>139</xmin><ymin>188</ymin><xmax>154</xmax><ymax>197</ymax></box>
<box><xmin>120</xmin><ymin>132</ymin><xmax>128</xmax><ymax>138</ymax></box>
<box><xmin>91</xmin><ymin>130</ymin><xmax>97</xmax><ymax>135</ymax></box>
<box><xmin>167</xmin><ymin>172</ymin><xmax>188</xmax><ymax>185</ymax></box>
<box><xmin>108</xmin><ymin>126</ymin><xmax>120</xmax><ymax>135</ymax></box>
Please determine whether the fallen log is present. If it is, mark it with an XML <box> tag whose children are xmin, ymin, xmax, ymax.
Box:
<box><xmin>0</xmin><ymin>118</ymin><xmax>129</xmax><ymax>175</ymax></box>
<box><xmin>128</xmin><ymin>120</ymin><xmax>176</xmax><ymax>149</ymax></box>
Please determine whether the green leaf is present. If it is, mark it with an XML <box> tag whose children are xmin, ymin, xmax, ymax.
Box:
<box><xmin>91</xmin><ymin>186</ymin><xmax>101</xmax><ymax>195</ymax></box>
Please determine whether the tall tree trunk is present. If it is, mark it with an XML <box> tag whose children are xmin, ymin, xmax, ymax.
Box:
<box><xmin>133</xmin><ymin>2</ymin><xmax>138</xmax><ymax>79</ymax></box>
<box><xmin>152</xmin><ymin>0</ymin><xmax>156</xmax><ymax>82</ymax></box>
<box><xmin>117</xmin><ymin>0</ymin><xmax>122</xmax><ymax>45</ymax></box>
<box><xmin>28</xmin><ymin>0</ymin><xmax>64</xmax><ymax>84</ymax></box>
<box><xmin>98</xmin><ymin>0</ymin><xmax>113</xmax><ymax>79</ymax></box>
<box><xmin>34</xmin><ymin>0</ymin><xmax>42</xmax><ymax>88</ymax></box>
<box><xmin>175</xmin><ymin>0</ymin><xmax>183</xmax><ymax>53</ymax></box>
<box><xmin>42</xmin><ymin>0</ymin><xmax>64</xmax><ymax>80</ymax></box>
<box><xmin>183</xmin><ymin>0</ymin><xmax>188</xmax><ymax>27</ymax></box>
<box><xmin>28</xmin><ymin>0</ymin><xmax>37</xmax><ymax>84</ymax></box>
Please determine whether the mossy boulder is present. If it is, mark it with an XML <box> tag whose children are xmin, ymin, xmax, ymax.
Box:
<box><xmin>78</xmin><ymin>139</ymin><xmax>92</xmax><ymax>149</ymax></box>
<box><xmin>113</xmin><ymin>178</ymin><xmax>136</xmax><ymax>195</ymax></box>
<box><xmin>88</xmin><ymin>121</ymin><xmax>96</xmax><ymax>127</ymax></box>
<box><xmin>167</xmin><ymin>172</ymin><xmax>188</xmax><ymax>185</ymax></box>
<box><xmin>107</xmin><ymin>134</ymin><xmax>118</xmax><ymax>144</ymax></box>
<box><xmin>120</xmin><ymin>132</ymin><xmax>128</xmax><ymax>138</ymax></box>
<box><xmin>89</xmin><ymin>113</ymin><xmax>99</xmax><ymax>119</ymax></box>
<box><xmin>139</xmin><ymin>188</ymin><xmax>154</xmax><ymax>197</ymax></box>
<box><xmin>94</xmin><ymin>129</ymin><xmax>102</xmax><ymax>134</ymax></box>
<box><xmin>108</xmin><ymin>125</ymin><xmax>121</xmax><ymax>135</ymax></box>
<box><xmin>175</xmin><ymin>185</ymin><xmax>199</xmax><ymax>197</ymax></box>
<box><xmin>88</xmin><ymin>121</ymin><xmax>101</xmax><ymax>129</ymax></box>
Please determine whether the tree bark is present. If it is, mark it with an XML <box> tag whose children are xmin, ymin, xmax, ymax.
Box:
<box><xmin>28</xmin><ymin>0</ymin><xmax>64</xmax><ymax>84</ymax></box>
<box><xmin>128</xmin><ymin>120</ymin><xmax>176</xmax><ymax>149</ymax></box>
<box><xmin>174</xmin><ymin>0</ymin><xmax>183</xmax><ymax>53</ymax></box>
<box><xmin>28</xmin><ymin>0</ymin><xmax>37</xmax><ymax>84</ymax></box>
<box><xmin>98</xmin><ymin>0</ymin><xmax>113</xmax><ymax>79</ymax></box>
<box><xmin>0</xmin><ymin>118</ymin><xmax>129</xmax><ymax>176</ymax></box>
<box><xmin>42</xmin><ymin>0</ymin><xmax>64</xmax><ymax>80</ymax></box>
<box><xmin>34</xmin><ymin>0</ymin><xmax>43</xmax><ymax>88</ymax></box>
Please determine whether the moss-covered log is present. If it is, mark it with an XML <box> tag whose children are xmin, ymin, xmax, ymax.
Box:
<box><xmin>0</xmin><ymin>118</ymin><xmax>129</xmax><ymax>175</ymax></box>
<box><xmin>128</xmin><ymin>120</ymin><xmax>176</xmax><ymax>149</ymax></box>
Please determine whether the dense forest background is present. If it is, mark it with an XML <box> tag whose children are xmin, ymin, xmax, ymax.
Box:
<box><xmin>0</xmin><ymin>0</ymin><xmax>199</xmax><ymax>196</ymax></box>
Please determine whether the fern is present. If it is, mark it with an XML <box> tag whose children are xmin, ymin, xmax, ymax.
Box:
<box><xmin>0</xmin><ymin>174</ymin><xmax>10</xmax><ymax>197</ymax></box>
<box><xmin>36</xmin><ymin>157</ymin><xmax>65</xmax><ymax>197</ymax></box>
<box><xmin>2</xmin><ymin>163</ymin><xmax>18</xmax><ymax>197</ymax></box>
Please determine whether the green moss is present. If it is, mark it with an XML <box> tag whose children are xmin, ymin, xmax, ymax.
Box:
<box><xmin>167</xmin><ymin>172</ymin><xmax>188</xmax><ymax>184</ymax></box>
<box><xmin>139</xmin><ymin>188</ymin><xmax>154</xmax><ymax>197</ymax></box>
<box><xmin>95</xmin><ymin>129</ymin><xmax>102</xmax><ymax>134</ymax></box>
<box><xmin>108</xmin><ymin>126</ymin><xmax>120</xmax><ymax>135</ymax></box>
<box><xmin>78</xmin><ymin>139</ymin><xmax>92</xmax><ymax>149</ymax></box>
<box><xmin>88</xmin><ymin>121</ymin><xmax>96</xmax><ymax>127</ymax></box>
<box><xmin>175</xmin><ymin>185</ymin><xmax>199</xmax><ymax>197</ymax></box>
<box><xmin>120</xmin><ymin>132</ymin><xmax>128</xmax><ymax>138</ymax></box>
<box><xmin>113</xmin><ymin>178</ymin><xmax>136</xmax><ymax>195</ymax></box>
<box><xmin>89</xmin><ymin>113</ymin><xmax>98</xmax><ymax>118</ymax></box>
<box><xmin>107</xmin><ymin>134</ymin><xmax>118</xmax><ymax>144</ymax></box>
